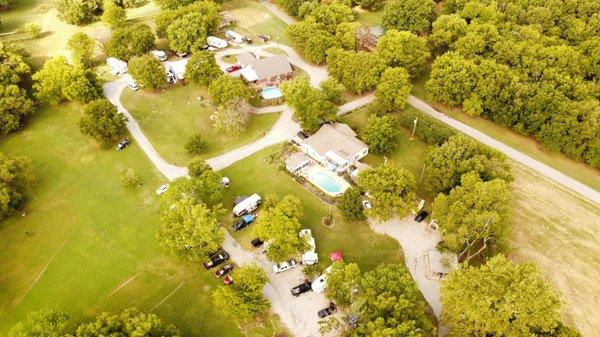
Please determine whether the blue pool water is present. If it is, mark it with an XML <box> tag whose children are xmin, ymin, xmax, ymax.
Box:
<box><xmin>309</xmin><ymin>171</ymin><xmax>342</xmax><ymax>194</ymax></box>
<box><xmin>261</xmin><ymin>86</ymin><xmax>283</xmax><ymax>99</ymax></box>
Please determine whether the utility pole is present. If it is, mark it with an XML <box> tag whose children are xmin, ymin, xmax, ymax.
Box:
<box><xmin>410</xmin><ymin>117</ymin><xmax>418</xmax><ymax>141</ymax></box>
<box><xmin>419</xmin><ymin>163</ymin><xmax>426</xmax><ymax>183</ymax></box>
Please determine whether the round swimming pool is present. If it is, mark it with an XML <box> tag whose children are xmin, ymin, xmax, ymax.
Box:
<box><xmin>261</xmin><ymin>86</ymin><xmax>283</xmax><ymax>99</ymax></box>
<box><xmin>308</xmin><ymin>171</ymin><xmax>342</xmax><ymax>194</ymax></box>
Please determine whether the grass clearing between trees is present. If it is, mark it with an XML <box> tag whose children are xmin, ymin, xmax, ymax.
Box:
<box><xmin>121</xmin><ymin>84</ymin><xmax>280</xmax><ymax>165</ymax></box>
<box><xmin>221</xmin><ymin>0</ymin><xmax>292</xmax><ymax>46</ymax></box>
<box><xmin>0</xmin><ymin>104</ymin><xmax>245</xmax><ymax>337</ymax></box>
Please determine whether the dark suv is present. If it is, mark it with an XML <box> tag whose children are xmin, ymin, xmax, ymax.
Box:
<box><xmin>203</xmin><ymin>250</ymin><xmax>230</xmax><ymax>269</ymax></box>
<box><xmin>291</xmin><ymin>281</ymin><xmax>312</xmax><ymax>296</ymax></box>
<box><xmin>414</xmin><ymin>210</ymin><xmax>429</xmax><ymax>222</ymax></box>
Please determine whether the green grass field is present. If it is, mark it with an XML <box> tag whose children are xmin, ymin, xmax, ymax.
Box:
<box><xmin>221</xmin><ymin>0</ymin><xmax>292</xmax><ymax>46</ymax></box>
<box><xmin>0</xmin><ymin>104</ymin><xmax>244</xmax><ymax>336</ymax></box>
<box><xmin>354</xmin><ymin>6</ymin><xmax>384</xmax><ymax>26</ymax></box>
<box><xmin>219</xmin><ymin>146</ymin><xmax>405</xmax><ymax>272</ymax></box>
<box><xmin>121</xmin><ymin>85</ymin><xmax>280</xmax><ymax>165</ymax></box>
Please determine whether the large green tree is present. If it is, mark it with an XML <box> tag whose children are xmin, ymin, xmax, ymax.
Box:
<box><xmin>101</xmin><ymin>0</ymin><xmax>126</xmax><ymax>28</ymax></box>
<box><xmin>428</xmin><ymin>14</ymin><xmax>468</xmax><ymax>53</ymax></box>
<box><xmin>128</xmin><ymin>55</ymin><xmax>165</xmax><ymax>90</ymax></box>
<box><xmin>375</xmin><ymin>67</ymin><xmax>411</xmax><ymax>112</ymax></box>
<box><xmin>326</xmin><ymin>48</ymin><xmax>385</xmax><ymax>94</ymax></box>
<box><xmin>362</xmin><ymin>114</ymin><xmax>401</xmax><ymax>154</ymax></box>
<box><xmin>337</xmin><ymin>186</ymin><xmax>365</xmax><ymax>221</ymax></box>
<box><xmin>78</xmin><ymin>99</ymin><xmax>127</xmax><ymax>148</ymax></box>
<box><xmin>432</xmin><ymin>172</ymin><xmax>511</xmax><ymax>261</ymax></box>
<box><xmin>208</xmin><ymin>75</ymin><xmax>254</xmax><ymax>107</ymax></box>
<box><xmin>67</xmin><ymin>32</ymin><xmax>95</xmax><ymax>67</ymax></box>
<box><xmin>382</xmin><ymin>0</ymin><xmax>436</xmax><ymax>33</ymax></box>
<box><xmin>0</xmin><ymin>153</ymin><xmax>34</xmax><ymax>220</ymax></box>
<box><xmin>185</xmin><ymin>51</ymin><xmax>221</xmax><ymax>86</ymax></box>
<box><xmin>212</xmin><ymin>264</ymin><xmax>270</xmax><ymax>322</ymax></box>
<box><xmin>253</xmin><ymin>195</ymin><xmax>307</xmax><ymax>262</ymax></box>
<box><xmin>32</xmin><ymin>56</ymin><xmax>102</xmax><ymax>105</ymax></box>
<box><xmin>281</xmin><ymin>75</ymin><xmax>337</xmax><ymax>132</ymax></box>
<box><xmin>0</xmin><ymin>84</ymin><xmax>34</xmax><ymax>136</ymax></box>
<box><xmin>75</xmin><ymin>308</ymin><xmax>178</xmax><ymax>337</ymax></box>
<box><xmin>54</xmin><ymin>0</ymin><xmax>102</xmax><ymax>25</ymax></box>
<box><xmin>326</xmin><ymin>261</ymin><xmax>361</xmax><ymax>306</ymax></box>
<box><xmin>0</xmin><ymin>42</ymin><xmax>31</xmax><ymax>86</ymax></box>
<box><xmin>167</xmin><ymin>13</ymin><xmax>211</xmax><ymax>53</ymax></box>
<box><xmin>441</xmin><ymin>255</ymin><xmax>568</xmax><ymax>337</ymax></box>
<box><xmin>212</xmin><ymin>97</ymin><xmax>253</xmax><ymax>136</ymax></box>
<box><xmin>162</xmin><ymin>169</ymin><xmax>224</xmax><ymax>208</ymax></box>
<box><xmin>104</xmin><ymin>24</ymin><xmax>155</xmax><ymax>61</ymax></box>
<box><xmin>356</xmin><ymin>164</ymin><xmax>416</xmax><ymax>220</ymax></box>
<box><xmin>377</xmin><ymin>30</ymin><xmax>430</xmax><ymax>77</ymax></box>
<box><xmin>7</xmin><ymin>309</ymin><xmax>69</xmax><ymax>337</ymax></box>
<box><xmin>154</xmin><ymin>0</ymin><xmax>198</xmax><ymax>9</ymax></box>
<box><xmin>157</xmin><ymin>198</ymin><xmax>225</xmax><ymax>262</ymax></box>
<box><xmin>424</xmin><ymin>134</ymin><xmax>512</xmax><ymax>195</ymax></box>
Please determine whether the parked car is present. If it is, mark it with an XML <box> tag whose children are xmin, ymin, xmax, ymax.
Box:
<box><xmin>415</xmin><ymin>210</ymin><xmax>428</xmax><ymax>222</ymax></box>
<box><xmin>214</xmin><ymin>264</ymin><xmax>234</xmax><ymax>278</ymax></box>
<box><xmin>150</xmin><ymin>50</ymin><xmax>167</xmax><ymax>61</ymax></box>
<box><xmin>116</xmin><ymin>138</ymin><xmax>130</xmax><ymax>151</ymax></box>
<box><xmin>297</xmin><ymin>131</ymin><xmax>308</xmax><ymax>139</ymax></box>
<box><xmin>244</xmin><ymin>36</ymin><xmax>252</xmax><ymax>44</ymax></box>
<box><xmin>232</xmin><ymin>214</ymin><xmax>255</xmax><ymax>231</ymax></box>
<box><xmin>155</xmin><ymin>184</ymin><xmax>169</xmax><ymax>195</ymax></box>
<box><xmin>362</xmin><ymin>200</ymin><xmax>372</xmax><ymax>209</ymax></box>
<box><xmin>318</xmin><ymin>303</ymin><xmax>337</xmax><ymax>318</ymax></box>
<box><xmin>126</xmin><ymin>81</ymin><xmax>139</xmax><ymax>91</ymax></box>
<box><xmin>203</xmin><ymin>250</ymin><xmax>230</xmax><ymax>269</ymax></box>
<box><xmin>175</xmin><ymin>51</ymin><xmax>188</xmax><ymax>58</ymax></box>
<box><xmin>226</xmin><ymin>64</ymin><xmax>242</xmax><ymax>73</ymax></box>
<box><xmin>272</xmin><ymin>259</ymin><xmax>298</xmax><ymax>274</ymax></box>
<box><xmin>291</xmin><ymin>281</ymin><xmax>311</xmax><ymax>296</ymax></box>
<box><xmin>258</xmin><ymin>34</ymin><xmax>270</xmax><ymax>42</ymax></box>
<box><xmin>251</xmin><ymin>238</ymin><xmax>264</xmax><ymax>247</ymax></box>
<box><xmin>223</xmin><ymin>275</ymin><xmax>233</xmax><ymax>285</ymax></box>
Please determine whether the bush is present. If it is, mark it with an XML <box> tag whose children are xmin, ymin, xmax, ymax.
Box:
<box><xmin>185</xmin><ymin>133</ymin><xmax>208</xmax><ymax>156</ymax></box>
<box><xmin>120</xmin><ymin>168</ymin><xmax>141</xmax><ymax>188</ymax></box>
<box><xmin>22</xmin><ymin>23</ymin><xmax>42</xmax><ymax>38</ymax></box>
<box><xmin>398</xmin><ymin>108</ymin><xmax>456</xmax><ymax>145</ymax></box>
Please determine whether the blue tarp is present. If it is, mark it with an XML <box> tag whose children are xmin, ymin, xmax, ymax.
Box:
<box><xmin>242</xmin><ymin>214</ymin><xmax>255</xmax><ymax>223</ymax></box>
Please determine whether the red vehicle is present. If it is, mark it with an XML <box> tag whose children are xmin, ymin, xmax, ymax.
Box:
<box><xmin>214</xmin><ymin>264</ymin><xmax>234</xmax><ymax>278</ymax></box>
<box><xmin>226</xmin><ymin>64</ymin><xmax>242</xmax><ymax>73</ymax></box>
<box><xmin>224</xmin><ymin>275</ymin><xmax>233</xmax><ymax>285</ymax></box>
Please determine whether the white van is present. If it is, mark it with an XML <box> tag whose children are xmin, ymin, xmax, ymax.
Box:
<box><xmin>107</xmin><ymin>57</ymin><xmax>128</xmax><ymax>76</ymax></box>
<box><xmin>232</xmin><ymin>194</ymin><xmax>261</xmax><ymax>216</ymax></box>
<box><xmin>207</xmin><ymin>36</ymin><xmax>228</xmax><ymax>49</ymax></box>
<box><xmin>225</xmin><ymin>30</ymin><xmax>244</xmax><ymax>43</ymax></box>
<box><xmin>150</xmin><ymin>50</ymin><xmax>167</xmax><ymax>61</ymax></box>
<box><xmin>126</xmin><ymin>81</ymin><xmax>139</xmax><ymax>91</ymax></box>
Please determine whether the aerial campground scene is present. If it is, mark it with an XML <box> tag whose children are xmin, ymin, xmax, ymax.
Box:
<box><xmin>1</xmin><ymin>0</ymin><xmax>600</xmax><ymax>336</ymax></box>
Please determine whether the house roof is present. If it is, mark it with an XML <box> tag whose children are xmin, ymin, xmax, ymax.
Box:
<box><xmin>285</xmin><ymin>152</ymin><xmax>310</xmax><ymax>168</ymax></box>
<box><xmin>220</xmin><ymin>11</ymin><xmax>236</xmax><ymax>26</ymax></box>
<box><xmin>303</xmin><ymin>123</ymin><xmax>367</xmax><ymax>161</ymax></box>
<box><xmin>237</xmin><ymin>52</ymin><xmax>257</xmax><ymax>68</ymax></box>
<box><xmin>250</xmin><ymin>55</ymin><xmax>293</xmax><ymax>81</ymax></box>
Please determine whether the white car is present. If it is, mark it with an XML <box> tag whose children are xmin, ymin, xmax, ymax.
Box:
<box><xmin>362</xmin><ymin>200</ymin><xmax>372</xmax><ymax>209</ymax></box>
<box><xmin>150</xmin><ymin>50</ymin><xmax>167</xmax><ymax>61</ymax></box>
<box><xmin>272</xmin><ymin>259</ymin><xmax>298</xmax><ymax>274</ymax></box>
<box><xmin>126</xmin><ymin>81</ymin><xmax>139</xmax><ymax>91</ymax></box>
<box><xmin>155</xmin><ymin>184</ymin><xmax>169</xmax><ymax>195</ymax></box>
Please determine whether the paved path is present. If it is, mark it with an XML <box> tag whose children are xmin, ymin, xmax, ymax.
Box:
<box><xmin>260</xmin><ymin>0</ymin><xmax>600</xmax><ymax>205</ymax></box>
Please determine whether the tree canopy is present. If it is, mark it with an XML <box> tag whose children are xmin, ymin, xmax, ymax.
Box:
<box><xmin>74</xmin><ymin>308</ymin><xmax>179</xmax><ymax>337</ymax></box>
<box><xmin>67</xmin><ymin>32</ymin><xmax>95</xmax><ymax>67</ymax></box>
<box><xmin>362</xmin><ymin>114</ymin><xmax>401</xmax><ymax>154</ymax></box>
<box><xmin>212</xmin><ymin>263</ymin><xmax>270</xmax><ymax>322</ymax></box>
<box><xmin>432</xmin><ymin>172</ymin><xmax>511</xmax><ymax>261</ymax></box>
<box><xmin>382</xmin><ymin>0</ymin><xmax>436</xmax><ymax>34</ymax></box>
<box><xmin>128</xmin><ymin>55</ymin><xmax>165</xmax><ymax>90</ymax></box>
<box><xmin>441</xmin><ymin>255</ymin><xmax>570</xmax><ymax>337</ymax></box>
<box><xmin>281</xmin><ymin>75</ymin><xmax>337</xmax><ymax>132</ymax></box>
<box><xmin>356</xmin><ymin>164</ymin><xmax>416</xmax><ymax>220</ymax></box>
<box><xmin>377</xmin><ymin>30</ymin><xmax>430</xmax><ymax>77</ymax></box>
<box><xmin>326</xmin><ymin>261</ymin><xmax>361</xmax><ymax>306</ymax></box>
<box><xmin>157</xmin><ymin>198</ymin><xmax>225</xmax><ymax>262</ymax></box>
<box><xmin>0</xmin><ymin>153</ymin><xmax>34</xmax><ymax>220</ymax></box>
<box><xmin>252</xmin><ymin>195</ymin><xmax>307</xmax><ymax>262</ymax></box>
<box><xmin>424</xmin><ymin>134</ymin><xmax>512</xmax><ymax>195</ymax></box>
<box><xmin>101</xmin><ymin>0</ymin><xmax>126</xmax><ymax>28</ymax></box>
<box><xmin>212</xmin><ymin>97</ymin><xmax>253</xmax><ymax>136</ymax></box>
<box><xmin>208</xmin><ymin>75</ymin><xmax>255</xmax><ymax>107</ymax></box>
<box><xmin>375</xmin><ymin>67</ymin><xmax>411</xmax><ymax>112</ymax></box>
<box><xmin>162</xmin><ymin>168</ymin><xmax>224</xmax><ymax>208</ymax></box>
<box><xmin>79</xmin><ymin>99</ymin><xmax>127</xmax><ymax>148</ymax></box>
<box><xmin>185</xmin><ymin>51</ymin><xmax>221</xmax><ymax>86</ymax></box>
<box><xmin>104</xmin><ymin>24</ymin><xmax>155</xmax><ymax>61</ymax></box>
<box><xmin>337</xmin><ymin>187</ymin><xmax>365</xmax><ymax>221</ymax></box>
<box><xmin>7</xmin><ymin>309</ymin><xmax>69</xmax><ymax>337</ymax></box>
<box><xmin>54</xmin><ymin>0</ymin><xmax>102</xmax><ymax>25</ymax></box>
<box><xmin>327</xmin><ymin>48</ymin><xmax>385</xmax><ymax>94</ymax></box>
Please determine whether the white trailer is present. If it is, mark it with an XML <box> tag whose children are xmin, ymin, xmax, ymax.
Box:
<box><xmin>107</xmin><ymin>57</ymin><xmax>128</xmax><ymax>75</ymax></box>
<box><xmin>232</xmin><ymin>194</ymin><xmax>261</xmax><ymax>216</ymax></box>
<box><xmin>207</xmin><ymin>36</ymin><xmax>228</xmax><ymax>49</ymax></box>
<box><xmin>150</xmin><ymin>50</ymin><xmax>167</xmax><ymax>61</ymax></box>
<box><xmin>312</xmin><ymin>265</ymin><xmax>333</xmax><ymax>293</ymax></box>
<box><xmin>300</xmin><ymin>229</ymin><xmax>318</xmax><ymax>265</ymax></box>
<box><xmin>225</xmin><ymin>30</ymin><xmax>244</xmax><ymax>43</ymax></box>
<box><xmin>164</xmin><ymin>58</ymin><xmax>189</xmax><ymax>83</ymax></box>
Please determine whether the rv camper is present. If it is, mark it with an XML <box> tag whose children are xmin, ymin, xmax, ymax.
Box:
<box><xmin>106</xmin><ymin>57</ymin><xmax>128</xmax><ymax>76</ymax></box>
<box><xmin>300</xmin><ymin>229</ymin><xmax>318</xmax><ymax>265</ymax></box>
<box><xmin>207</xmin><ymin>36</ymin><xmax>228</xmax><ymax>49</ymax></box>
<box><xmin>225</xmin><ymin>30</ymin><xmax>244</xmax><ymax>43</ymax></box>
<box><xmin>232</xmin><ymin>194</ymin><xmax>261</xmax><ymax>216</ymax></box>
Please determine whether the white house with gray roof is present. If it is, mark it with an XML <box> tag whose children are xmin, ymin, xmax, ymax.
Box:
<box><xmin>297</xmin><ymin>123</ymin><xmax>369</xmax><ymax>173</ymax></box>
<box><xmin>237</xmin><ymin>52</ymin><xmax>293</xmax><ymax>87</ymax></box>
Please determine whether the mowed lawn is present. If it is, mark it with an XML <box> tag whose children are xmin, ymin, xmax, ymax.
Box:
<box><xmin>221</xmin><ymin>0</ymin><xmax>292</xmax><ymax>46</ymax></box>
<box><xmin>0</xmin><ymin>104</ymin><xmax>243</xmax><ymax>337</ymax></box>
<box><xmin>220</xmin><ymin>146</ymin><xmax>405</xmax><ymax>272</ymax></box>
<box><xmin>121</xmin><ymin>85</ymin><xmax>280</xmax><ymax>165</ymax></box>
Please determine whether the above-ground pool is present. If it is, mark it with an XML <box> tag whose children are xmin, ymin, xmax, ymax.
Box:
<box><xmin>261</xmin><ymin>86</ymin><xmax>283</xmax><ymax>99</ymax></box>
<box><xmin>307</xmin><ymin>167</ymin><xmax>350</xmax><ymax>197</ymax></box>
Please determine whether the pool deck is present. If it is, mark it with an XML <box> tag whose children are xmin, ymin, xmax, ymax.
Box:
<box><xmin>301</xmin><ymin>165</ymin><xmax>350</xmax><ymax>197</ymax></box>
